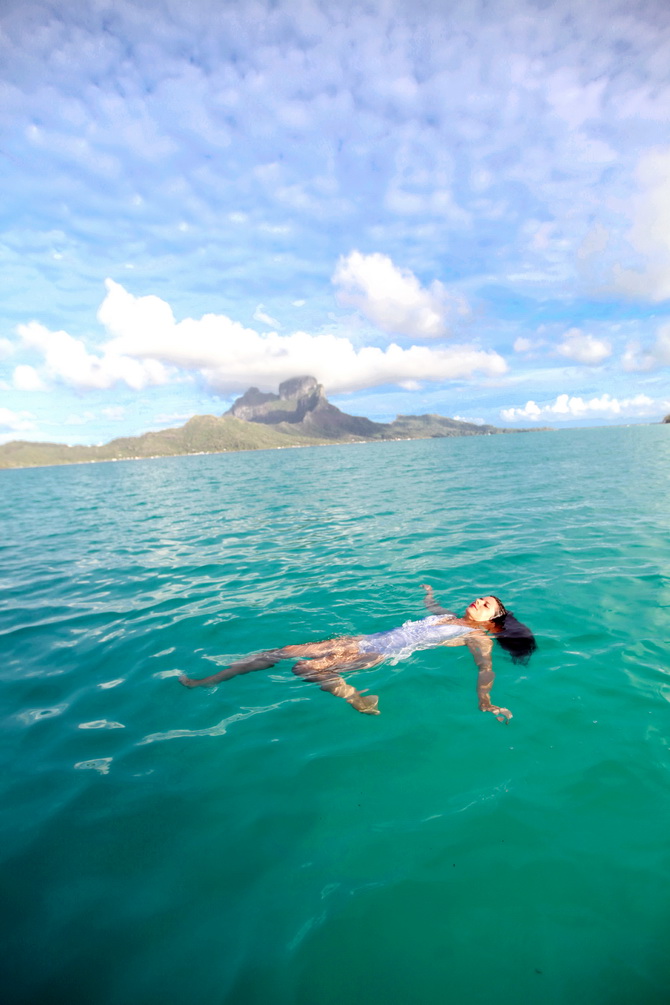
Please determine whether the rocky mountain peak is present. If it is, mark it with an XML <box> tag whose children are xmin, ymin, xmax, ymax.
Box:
<box><xmin>226</xmin><ymin>375</ymin><xmax>325</xmax><ymax>425</ymax></box>
<box><xmin>225</xmin><ymin>375</ymin><xmax>384</xmax><ymax>438</ymax></box>
<box><xmin>227</xmin><ymin>386</ymin><xmax>277</xmax><ymax>416</ymax></box>
<box><xmin>278</xmin><ymin>375</ymin><xmax>322</xmax><ymax>400</ymax></box>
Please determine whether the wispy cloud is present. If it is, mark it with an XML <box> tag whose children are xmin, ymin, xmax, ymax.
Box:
<box><xmin>0</xmin><ymin>406</ymin><xmax>35</xmax><ymax>443</ymax></box>
<box><xmin>609</xmin><ymin>149</ymin><xmax>670</xmax><ymax>302</ymax></box>
<box><xmin>622</xmin><ymin>321</ymin><xmax>670</xmax><ymax>371</ymax></box>
<box><xmin>1</xmin><ymin>0</ymin><xmax>669</xmax><ymax>439</ymax></box>
<box><xmin>252</xmin><ymin>305</ymin><xmax>282</xmax><ymax>328</ymax></box>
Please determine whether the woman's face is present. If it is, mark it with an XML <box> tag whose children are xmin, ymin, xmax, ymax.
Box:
<box><xmin>466</xmin><ymin>596</ymin><xmax>502</xmax><ymax>622</ymax></box>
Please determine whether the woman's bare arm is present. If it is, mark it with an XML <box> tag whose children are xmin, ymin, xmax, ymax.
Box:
<box><xmin>464</xmin><ymin>634</ymin><xmax>512</xmax><ymax>722</ymax></box>
<box><xmin>420</xmin><ymin>584</ymin><xmax>457</xmax><ymax>617</ymax></box>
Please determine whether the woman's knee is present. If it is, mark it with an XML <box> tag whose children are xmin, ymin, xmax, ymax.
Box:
<box><xmin>291</xmin><ymin>660</ymin><xmax>331</xmax><ymax>682</ymax></box>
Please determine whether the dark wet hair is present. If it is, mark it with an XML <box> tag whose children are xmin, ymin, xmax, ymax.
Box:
<box><xmin>489</xmin><ymin>600</ymin><xmax>537</xmax><ymax>665</ymax></box>
<box><xmin>489</xmin><ymin>596</ymin><xmax>508</xmax><ymax>621</ymax></box>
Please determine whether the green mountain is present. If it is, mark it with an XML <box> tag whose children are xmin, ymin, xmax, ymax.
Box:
<box><xmin>386</xmin><ymin>413</ymin><xmax>511</xmax><ymax>437</ymax></box>
<box><xmin>0</xmin><ymin>376</ymin><xmax>542</xmax><ymax>469</ymax></box>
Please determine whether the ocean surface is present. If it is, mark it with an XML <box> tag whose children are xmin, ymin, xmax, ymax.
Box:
<box><xmin>1</xmin><ymin>426</ymin><xmax>669</xmax><ymax>1005</ymax></box>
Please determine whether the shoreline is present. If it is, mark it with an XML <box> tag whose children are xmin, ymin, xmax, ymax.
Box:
<box><xmin>0</xmin><ymin>426</ymin><xmax>554</xmax><ymax>472</ymax></box>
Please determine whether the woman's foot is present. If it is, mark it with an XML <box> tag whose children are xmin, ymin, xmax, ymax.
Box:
<box><xmin>348</xmin><ymin>693</ymin><xmax>380</xmax><ymax>715</ymax></box>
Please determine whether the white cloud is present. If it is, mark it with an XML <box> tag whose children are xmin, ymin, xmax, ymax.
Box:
<box><xmin>545</xmin><ymin>68</ymin><xmax>607</xmax><ymax>131</ymax></box>
<box><xmin>556</xmin><ymin>327</ymin><xmax>612</xmax><ymax>365</ymax></box>
<box><xmin>92</xmin><ymin>279</ymin><xmax>506</xmax><ymax>394</ymax></box>
<box><xmin>332</xmin><ymin>251</ymin><xmax>470</xmax><ymax>339</ymax></box>
<box><xmin>13</xmin><ymin>364</ymin><xmax>45</xmax><ymax>390</ymax></box>
<box><xmin>622</xmin><ymin>321</ymin><xmax>670</xmax><ymax>371</ymax></box>
<box><xmin>3</xmin><ymin>0</ymin><xmax>670</xmax><ymax>444</ymax></box>
<box><xmin>577</xmin><ymin>222</ymin><xmax>610</xmax><ymax>262</ymax></box>
<box><xmin>454</xmin><ymin>415</ymin><xmax>484</xmax><ymax>425</ymax></box>
<box><xmin>0</xmin><ymin>406</ymin><xmax>35</xmax><ymax>433</ymax></box>
<box><xmin>17</xmin><ymin>319</ymin><xmax>169</xmax><ymax>391</ymax></box>
<box><xmin>501</xmin><ymin>392</ymin><xmax>665</xmax><ymax>423</ymax></box>
<box><xmin>611</xmin><ymin>148</ymin><xmax>670</xmax><ymax>302</ymax></box>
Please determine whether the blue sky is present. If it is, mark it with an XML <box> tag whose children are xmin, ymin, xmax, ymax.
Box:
<box><xmin>2</xmin><ymin>0</ymin><xmax>670</xmax><ymax>445</ymax></box>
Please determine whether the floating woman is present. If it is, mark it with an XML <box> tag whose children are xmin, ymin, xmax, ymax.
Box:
<box><xmin>179</xmin><ymin>585</ymin><xmax>536</xmax><ymax>720</ymax></box>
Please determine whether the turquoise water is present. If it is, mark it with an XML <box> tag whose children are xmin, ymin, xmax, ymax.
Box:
<box><xmin>2</xmin><ymin>427</ymin><xmax>669</xmax><ymax>1005</ymax></box>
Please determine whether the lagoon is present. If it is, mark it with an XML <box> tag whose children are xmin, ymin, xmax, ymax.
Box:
<box><xmin>2</xmin><ymin>426</ymin><xmax>669</xmax><ymax>1004</ymax></box>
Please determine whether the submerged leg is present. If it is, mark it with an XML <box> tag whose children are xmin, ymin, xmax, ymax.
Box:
<box><xmin>291</xmin><ymin>652</ymin><xmax>383</xmax><ymax>715</ymax></box>
<box><xmin>180</xmin><ymin>635</ymin><xmax>364</xmax><ymax>688</ymax></box>
<box><xmin>178</xmin><ymin>636</ymin><xmax>358</xmax><ymax>688</ymax></box>
<box><xmin>178</xmin><ymin>636</ymin><xmax>379</xmax><ymax>713</ymax></box>
<box><xmin>179</xmin><ymin>651</ymin><xmax>283</xmax><ymax>688</ymax></box>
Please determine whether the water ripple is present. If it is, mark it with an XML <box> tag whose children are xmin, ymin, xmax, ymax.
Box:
<box><xmin>2</xmin><ymin>429</ymin><xmax>670</xmax><ymax>1005</ymax></box>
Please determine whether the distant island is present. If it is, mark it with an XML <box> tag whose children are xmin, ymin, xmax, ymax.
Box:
<box><xmin>0</xmin><ymin>375</ymin><xmax>545</xmax><ymax>469</ymax></box>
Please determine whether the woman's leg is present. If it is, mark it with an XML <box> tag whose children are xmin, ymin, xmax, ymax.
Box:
<box><xmin>179</xmin><ymin>636</ymin><xmax>362</xmax><ymax>688</ymax></box>
<box><xmin>179</xmin><ymin>651</ymin><xmax>284</xmax><ymax>688</ymax></box>
<box><xmin>291</xmin><ymin>652</ymin><xmax>383</xmax><ymax>714</ymax></box>
<box><xmin>276</xmin><ymin>637</ymin><xmax>362</xmax><ymax>661</ymax></box>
